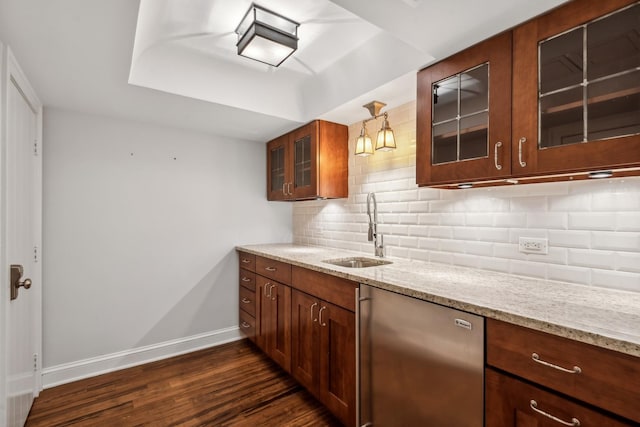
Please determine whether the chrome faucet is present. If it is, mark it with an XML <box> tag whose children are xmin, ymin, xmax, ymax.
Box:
<box><xmin>366</xmin><ymin>192</ymin><xmax>384</xmax><ymax>257</ymax></box>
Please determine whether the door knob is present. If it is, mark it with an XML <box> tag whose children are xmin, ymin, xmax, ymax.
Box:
<box><xmin>10</xmin><ymin>264</ymin><xmax>32</xmax><ymax>301</ymax></box>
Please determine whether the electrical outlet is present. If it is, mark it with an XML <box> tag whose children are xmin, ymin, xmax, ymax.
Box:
<box><xmin>519</xmin><ymin>237</ymin><xmax>548</xmax><ymax>254</ymax></box>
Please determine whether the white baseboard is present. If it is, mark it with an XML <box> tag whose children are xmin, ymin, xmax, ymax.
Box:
<box><xmin>42</xmin><ymin>326</ymin><xmax>242</xmax><ymax>389</ymax></box>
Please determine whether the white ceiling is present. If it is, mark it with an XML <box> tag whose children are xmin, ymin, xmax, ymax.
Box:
<box><xmin>0</xmin><ymin>0</ymin><xmax>568</xmax><ymax>142</ymax></box>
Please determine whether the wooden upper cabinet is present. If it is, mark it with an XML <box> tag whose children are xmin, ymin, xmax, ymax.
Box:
<box><xmin>417</xmin><ymin>0</ymin><xmax>640</xmax><ymax>187</ymax></box>
<box><xmin>417</xmin><ymin>32</ymin><xmax>512</xmax><ymax>186</ymax></box>
<box><xmin>513</xmin><ymin>0</ymin><xmax>640</xmax><ymax>177</ymax></box>
<box><xmin>266</xmin><ymin>120</ymin><xmax>348</xmax><ymax>201</ymax></box>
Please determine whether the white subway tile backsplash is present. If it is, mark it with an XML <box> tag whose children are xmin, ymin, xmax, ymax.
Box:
<box><xmin>291</xmin><ymin>101</ymin><xmax>640</xmax><ymax>293</ymax></box>
<box><xmin>591</xmin><ymin>269</ymin><xmax>640</xmax><ymax>293</ymax></box>
<box><xmin>568</xmin><ymin>212</ymin><xmax>616</xmax><ymax>231</ymax></box>
<box><xmin>569</xmin><ymin>249</ymin><xmax>616</xmax><ymax>270</ymax></box>
<box><xmin>591</xmin><ymin>231</ymin><xmax>640</xmax><ymax>252</ymax></box>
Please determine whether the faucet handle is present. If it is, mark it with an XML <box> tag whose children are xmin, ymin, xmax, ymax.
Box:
<box><xmin>368</xmin><ymin>224</ymin><xmax>374</xmax><ymax>242</ymax></box>
<box><xmin>375</xmin><ymin>233</ymin><xmax>384</xmax><ymax>257</ymax></box>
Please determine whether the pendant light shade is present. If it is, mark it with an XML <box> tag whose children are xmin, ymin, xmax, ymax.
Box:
<box><xmin>354</xmin><ymin>101</ymin><xmax>397</xmax><ymax>157</ymax></box>
<box><xmin>235</xmin><ymin>4</ymin><xmax>299</xmax><ymax>67</ymax></box>
<box><xmin>355</xmin><ymin>122</ymin><xmax>374</xmax><ymax>156</ymax></box>
<box><xmin>375</xmin><ymin>113</ymin><xmax>396</xmax><ymax>151</ymax></box>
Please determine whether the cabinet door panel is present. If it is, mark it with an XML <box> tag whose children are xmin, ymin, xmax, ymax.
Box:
<box><xmin>290</xmin><ymin>122</ymin><xmax>318</xmax><ymax>200</ymax></box>
<box><xmin>291</xmin><ymin>290</ymin><xmax>320</xmax><ymax>396</ymax></box>
<box><xmin>269</xmin><ymin>283</ymin><xmax>291</xmax><ymax>373</ymax></box>
<box><xmin>417</xmin><ymin>32</ymin><xmax>512</xmax><ymax>186</ymax></box>
<box><xmin>512</xmin><ymin>0</ymin><xmax>640</xmax><ymax>176</ymax></box>
<box><xmin>319</xmin><ymin>302</ymin><xmax>355</xmax><ymax>427</ymax></box>
<box><xmin>256</xmin><ymin>275</ymin><xmax>273</xmax><ymax>352</ymax></box>
<box><xmin>486</xmin><ymin>368</ymin><xmax>634</xmax><ymax>427</ymax></box>
<box><xmin>266</xmin><ymin>134</ymin><xmax>290</xmax><ymax>201</ymax></box>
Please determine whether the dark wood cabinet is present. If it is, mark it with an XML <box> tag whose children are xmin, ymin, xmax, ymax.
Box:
<box><xmin>257</xmin><ymin>276</ymin><xmax>291</xmax><ymax>372</ymax></box>
<box><xmin>486</xmin><ymin>368</ymin><xmax>633</xmax><ymax>427</ymax></box>
<box><xmin>416</xmin><ymin>0</ymin><xmax>640</xmax><ymax>188</ymax></box>
<box><xmin>417</xmin><ymin>32</ymin><xmax>512</xmax><ymax>186</ymax></box>
<box><xmin>291</xmin><ymin>290</ymin><xmax>355</xmax><ymax>427</ymax></box>
<box><xmin>486</xmin><ymin>319</ymin><xmax>640</xmax><ymax>426</ymax></box>
<box><xmin>266</xmin><ymin>120</ymin><xmax>348</xmax><ymax>201</ymax></box>
<box><xmin>238</xmin><ymin>252</ymin><xmax>257</xmax><ymax>343</ymax></box>
<box><xmin>512</xmin><ymin>0</ymin><xmax>640</xmax><ymax>177</ymax></box>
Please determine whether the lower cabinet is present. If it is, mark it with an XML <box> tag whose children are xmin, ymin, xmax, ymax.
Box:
<box><xmin>486</xmin><ymin>368</ymin><xmax>632</xmax><ymax>427</ymax></box>
<box><xmin>257</xmin><ymin>275</ymin><xmax>291</xmax><ymax>372</ymax></box>
<box><xmin>291</xmin><ymin>290</ymin><xmax>356</xmax><ymax>426</ymax></box>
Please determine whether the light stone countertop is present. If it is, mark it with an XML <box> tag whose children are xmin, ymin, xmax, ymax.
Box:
<box><xmin>236</xmin><ymin>243</ymin><xmax>640</xmax><ymax>358</ymax></box>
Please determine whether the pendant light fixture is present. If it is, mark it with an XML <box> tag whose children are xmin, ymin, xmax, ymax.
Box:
<box><xmin>235</xmin><ymin>4</ymin><xmax>299</xmax><ymax>67</ymax></box>
<box><xmin>354</xmin><ymin>101</ymin><xmax>397</xmax><ymax>156</ymax></box>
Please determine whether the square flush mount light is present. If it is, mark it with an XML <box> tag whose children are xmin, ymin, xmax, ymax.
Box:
<box><xmin>235</xmin><ymin>4</ymin><xmax>300</xmax><ymax>67</ymax></box>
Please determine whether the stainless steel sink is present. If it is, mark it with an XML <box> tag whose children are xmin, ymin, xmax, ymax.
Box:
<box><xmin>323</xmin><ymin>257</ymin><xmax>392</xmax><ymax>268</ymax></box>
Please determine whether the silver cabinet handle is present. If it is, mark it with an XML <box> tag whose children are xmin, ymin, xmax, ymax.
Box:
<box><xmin>318</xmin><ymin>306</ymin><xmax>327</xmax><ymax>326</ymax></box>
<box><xmin>241</xmin><ymin>298</ymin><xmax>251</xmax><ymax>304</ymax></box>
<box><xmin>282</xmin><ymin>183</ymin><xmax>287</xmax><ymax>194</ymax></box>
<box><xmin>241</xmin><ymin>277</ymin><xmax>251</xmax><ymax>282</ymax></box>
<box><xmin>241</xmin><ymin>258</ymin><xmax>251</xmax><ymax>264</ymax></box>
<box><xmin>494</xmin><ymin>141</ymin><xmax>503</xmax><ymax>170</ymax></box>
<box><xmin>269</xmin><ymin>284</ymin><xmax>277</xmax><ymax>300</ymax></box>
<box><xmin>518</xmin><ymin>137</ymin><xmax>527</xmax><ymax>167</ymax></box>
<box><xmin>241</xmin><ymin>321</ymin><xmax>251</xmax><ymax>329</ymax></box>
<box><xmin>263</xmin><ymin>282</ymin><xmax>271</xmax><ymax>297</ymax></box>
<box><xmin>287</xmin><ymin>182</ymin><xmax>293</xmax><ymax>195</ymax></box>
<box><xmin>264</xmin><ymin>266</ymin><xmax>277</xmax><ymax>272</ymax></box>
<box><xmin>530</xmin><ymin>400</ymin><xmax>580</xmax><ymax>426</ymax></box>
<box><xmin>310</xmin><ymin>302</ymin><xmax>318</xmax><ymax>322</ymax></box>
<box><xmin>532</xmin><ymin>353</ymin><xmax>581</xmax><ymax>374</ymax></box>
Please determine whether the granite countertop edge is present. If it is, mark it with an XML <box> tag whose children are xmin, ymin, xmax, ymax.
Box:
<box><xmin>236</xmin><ymin>243</ymin><xmax>640</xmax><ymax>358</ymax></box>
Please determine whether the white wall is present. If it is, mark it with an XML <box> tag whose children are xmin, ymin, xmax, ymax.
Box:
<box><xmin>293</xmin><ymin>101</ymin><xmax>640</xmax><ymax>293</ymax></box>
<box><xmin>42</xmin><ymin>108</ymin><xmax>292</xmax><ymax>383</ymax></box>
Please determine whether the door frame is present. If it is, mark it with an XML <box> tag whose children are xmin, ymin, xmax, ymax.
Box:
<box><xmin>0</xmin><ymin>42</ymin><xmax>43</xmax><ymax>422</ymax></box>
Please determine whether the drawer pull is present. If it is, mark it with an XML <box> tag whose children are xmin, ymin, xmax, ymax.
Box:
<box><xmin>310</xmin><ymin>302</ymin><xmax>318</xmax><ymax>322</ymax></box>
<box><xmin>530</xmin><ymin>400</ymin><xmax>580</xmax><ymax>426</ymax></box>
<box><xmin>241</xmin><ymin>322</ymin><xmax>251</xmax><ymax>329</ymax></box>
<box><xmin>318</xmin><ymin>306</ymin><xmax>327</xmax><ymax>327</ymax></box>
<box><xmin>241</xmin><ymin>298</ymin><xmax>251</xmax><ymax>304</ymax></box>
<box><xmin>532</xmin><ymin>353</ymin><xmax>582</xmax><ymax>374</ymax></box>
<box><xmin>264</xmin><ymin>266</ymin><xmax>277</xmax><ymax>272</ymax></box>
<box><xmin>241</xmin><ymin>277</ymin><xmax>251</xmax><ymax>282</ymax></box>
<box><xmin>241</xmin><ymin>259</ymin><xmax>251</xmax><ymax>264</ymax></box>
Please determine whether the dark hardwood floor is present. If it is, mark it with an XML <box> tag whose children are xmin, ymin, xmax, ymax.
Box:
<box><xmin>26</xmin><ymin>339</ymin><xmax>342</xmax><ymax>426</ymax></box>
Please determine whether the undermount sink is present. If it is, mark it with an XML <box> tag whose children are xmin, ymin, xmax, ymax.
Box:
<box><xmin>323</xmin><ymin>257</ymin><xmax>392</xmax><ymax>268</ymax></box>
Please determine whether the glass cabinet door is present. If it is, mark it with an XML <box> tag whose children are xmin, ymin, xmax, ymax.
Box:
<box><xmin>416</xmin><ymin>32</ymin><xmax>511</xmax><ymax>186</ymax></box>
<box><xmin>266</xmin><ymin>135</ymin><xmax>289</xmax><ymax>201</ymax></box>
<box><xmin>294</xmin><ymin>134</ymin><xmax>312</xmax><ymax>190</ymax></box>
<box><xmin>539</xmin><ymin>3</ymin><xmax>640</xmax><ymax>148</ymax></box>
<box><xmin>513</xmin><ymin>0</ymin><xmax>640</xmax><ymax>176</ymax></box>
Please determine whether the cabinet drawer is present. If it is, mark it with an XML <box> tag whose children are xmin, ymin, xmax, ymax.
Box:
<box><xmin>291</xmin><ymin>266</ymin><xmax>358</xmax><ymax>312</ymax></box>
<box><xmin>238</xmin><ymin>252</ymin><xmax>256</xmax><ymax>272</ymax></box>
<box><xmin>239</xmin><ymin>286</ymin><xmax>256</xmax><ymax>317</ymax></box>
<box><xmin>486</xmin><ymin>368</ymin><xmax>634</xmax><ymax>427</ymax></box>
<box><xmin>256</xmin><ymin>256</ymin><xmax>291</xmax><ymax>284</ymax></box>
<box><xmin>239</xmin><ymin>309</ymin><xmax>255</xmax><ymax>340</ymax></box>
<box><xmin>239</xmin><ymin>269</ymin><xmax>256</xmax><ymax>292</ymax></box>
<box><xmin>487</xmin><ymin>319</ymin><xmax>640</xmax><ymax>423</ymax></box>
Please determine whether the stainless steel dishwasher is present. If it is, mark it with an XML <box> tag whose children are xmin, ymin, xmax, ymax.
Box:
<box><xmin>358</xmin><ymin>284</ymin><xmax>484</xmax><ymax>427</ymax></box>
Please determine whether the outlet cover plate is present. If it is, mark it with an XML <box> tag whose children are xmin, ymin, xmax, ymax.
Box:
<box><xmin>519</xmin><ymin>237</ymin><xmax>548</xmax><ymax>254</ymax></box>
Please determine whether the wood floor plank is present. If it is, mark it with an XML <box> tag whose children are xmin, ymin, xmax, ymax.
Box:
<box><xmin>26</xmin><ymin>340</ymin><xmax>342</xmax><ymax>426</ymax></box>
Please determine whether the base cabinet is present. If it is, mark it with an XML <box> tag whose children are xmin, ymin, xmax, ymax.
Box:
<box><xmin>486</xmin><ymin>368</ymin><xmax>633</xmax><ymax>427</ymax></box>
<box><xmin>291</xmin><ymin>290</ymin><xmax>356</xmax><ymax>426</ymax></box>
<box><xmin>257</xmin><ymin>275</ymin><xmax>291</xmax><ymax>373</ymax></box>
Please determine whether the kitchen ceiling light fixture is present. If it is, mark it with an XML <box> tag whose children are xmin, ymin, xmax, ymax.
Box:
<box><xmin>355</xmin><ymin>101</ymin><xmax>397</xmax><ymax>156</ymax></box>
<box><xmin>235</xmin><ymin>4</ymin><xmax>299</xmax><ymax>67</ymax></box>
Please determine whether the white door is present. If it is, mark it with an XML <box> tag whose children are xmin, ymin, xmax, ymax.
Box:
<box><xmin>1</xmin><ymin>44</ymin><xmax>43</xmax><ymax>427</ymax></box>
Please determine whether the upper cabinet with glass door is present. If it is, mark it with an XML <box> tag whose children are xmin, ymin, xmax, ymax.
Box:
<box><xmin>512</xmin><ymin>0</ymin><xmax>640</xmax><ymax>176</ymax></box>
<box><xmin>417</xmin><ymin>32</ymin><xmax>512</xmax><ymax>186</ymax></box>
<box><xmin>266</xmin><ymin>120</ymin><xmax>348</xmax><ymax>201</ymax></box>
